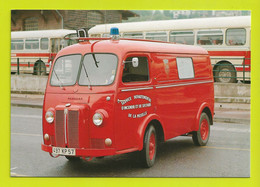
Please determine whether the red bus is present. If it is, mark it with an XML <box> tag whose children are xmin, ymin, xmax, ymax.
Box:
<box><xmin>89</xmin><ymin>16</ymin><xmax>251</xmax><ymax>83</ymax></box>
<box><xmin>41</xmin><ymin>28</ymin><xmax>214</xmax><ymax>167</ymax></box>
<box><xmin>11</xmin><ymin>29</ymin><xmax>77</xmax><ymax>75</ymax></box>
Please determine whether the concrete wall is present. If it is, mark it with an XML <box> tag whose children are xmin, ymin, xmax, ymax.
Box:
<box><xmin>11</xmin><ymin>75</ymin><xmax>48</xmax><ymax>94</ymax></box>
<box><xmin>214</xmin><ymin>83</ymin><xmax>250</xmax><ymax>97</ymax></box>
<box><xmin>11</xmin><ymin>75</ymin><xmax>251</xmax><ymax>97</ymax></box>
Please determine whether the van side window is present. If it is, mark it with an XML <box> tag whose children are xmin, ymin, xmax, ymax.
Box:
<box><xmin>176</xmin><ymin>57</ymin><xmax>194</xmax><ymax>79</ymax></box>
<box><xmin>122</xmin><ymin>57</ymin><xmax>149</xmax><ymax>83</ymax></box>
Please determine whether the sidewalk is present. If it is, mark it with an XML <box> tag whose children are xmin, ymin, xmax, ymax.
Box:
<box><xmin>11</xmin><ymin>94</ymin><xmax>250</xmax><ymax>124</ymax></box>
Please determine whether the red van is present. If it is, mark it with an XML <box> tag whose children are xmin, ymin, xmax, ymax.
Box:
<box><xmin>41</xmin><ymin>28</ymin><xmax>214</xmax><ymax>168</ymax></box>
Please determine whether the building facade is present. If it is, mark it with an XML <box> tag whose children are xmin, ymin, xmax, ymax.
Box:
<box><xmin>11</xmin><ymin>10</ymin><xmax>138</xmax><ymax>31</ymax></box>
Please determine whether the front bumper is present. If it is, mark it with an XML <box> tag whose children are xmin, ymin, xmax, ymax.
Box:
<box><xmin>41</xmin><ymin>143</ymin><xmax>116</xmax><ymax>157</ymax></box>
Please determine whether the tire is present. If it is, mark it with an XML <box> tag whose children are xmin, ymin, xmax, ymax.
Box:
<box><xmin>214</xmin><ymin>63</ymin><xmax>237</xmax><ymax>83</ymax></box>
<box><xmin>192</xmin><ymin>113</ymin><xmax>210</xmax><ymax>146</ymax></box>
<box><xmin>65</xmin><ymin>156</ymin><xmax>81</xmax><ymax>162</ymax></box>
<box><xmin>141</xmin><ymin>125</ymin><xmax>157</xmax><ymax>168</ymax></box>
<box><xmin>33</xmin><ymin>60</ymin><xmax>46</xmax><ymax>75</ymax></box>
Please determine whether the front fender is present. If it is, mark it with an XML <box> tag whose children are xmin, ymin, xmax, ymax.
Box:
<box><xmin>136</xmin><ymin>113</ymin><xmax>164</xmax><ymax>151</ymax></box>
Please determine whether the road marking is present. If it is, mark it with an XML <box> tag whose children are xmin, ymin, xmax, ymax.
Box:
<box><xmin>11</xmin><ymin>114</ymin><xmax>41</xmax><ymax>119</ymax></box>
<box><xmin>202</xmin><ymin>146</ymin><xmax>250</xmax><ymax>152</ymax></box>
<box><xmin>11</xmin><ymin>132</ymin><xmax>41</xmax><ymax>137</ymax></box>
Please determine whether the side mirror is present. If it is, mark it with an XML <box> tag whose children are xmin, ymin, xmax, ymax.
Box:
<box><xmin>132</xmin><ymin>57</ymin><xmax>139</xmax><ymax>67</ymax></box>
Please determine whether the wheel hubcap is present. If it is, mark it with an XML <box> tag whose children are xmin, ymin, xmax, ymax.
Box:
<box><xmin>149</xmin><ymin>133</ymin><xmax>155</xmax><ymax>160</ymax></box>
<box><xmin>200</xmin><ymin>119</ymin><xmax>209</xmax><ymax>140</ymax></box>
<box><xmin>219</xmin><ymin>68</ymin><xmax>232</xmax><ymax>82</ymax></box>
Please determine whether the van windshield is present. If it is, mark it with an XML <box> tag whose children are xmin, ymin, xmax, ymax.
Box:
<box><xmin>78</xmin><ymin>54</ymin><xmax>117</xmax><ymax>86</ymax></box>
<box><xmin>50</xmin><ymin>54</ymin><xmax>81</xmax><ymax>86</ymax></box>
<box><xmin>50</xmin><ymin>53</ymin><xmax>118</xmax><ymax>87</ymax></box>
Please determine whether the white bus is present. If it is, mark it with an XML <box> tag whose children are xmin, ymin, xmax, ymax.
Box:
<box><xmin>88</xmin><ymin>16</ymin><xmax>251</xmax><ymax>83</ymax></box>
<box><xmin>11</xmin><ymin>29</ymin><xmax>77</xmax><ymax>75</ymax></box>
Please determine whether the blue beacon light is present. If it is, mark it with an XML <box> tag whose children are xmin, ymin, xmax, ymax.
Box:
<box><xmin>110</xmin><ymin>27</ymin><xmax>120</xmax><ymax>40</ymax></box>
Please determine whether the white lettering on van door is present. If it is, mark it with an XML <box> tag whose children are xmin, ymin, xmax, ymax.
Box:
<box><xmin>117</xmin><ymin>97</ymin><xmax>132</xmax><ymax>105</ymax></box>
<box><xmin>128</xmin><ymin>111</ymin><xmax>147</xmax><ymax>118</ymax></box>
<box><xmin>119</xmin><ymin>95</ymin><xmax>151</xmax><ymax>118</ymax></box>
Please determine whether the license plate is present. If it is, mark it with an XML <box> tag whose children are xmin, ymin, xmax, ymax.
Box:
<box><xmin>52</xmin><ymin>147</ymin><xmax>76</xmax><ymax>156</ymax></box>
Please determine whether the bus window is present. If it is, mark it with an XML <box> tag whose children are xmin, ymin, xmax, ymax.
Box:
<box><xmin>123</xmin><ymin>32</ymin><xmax>144</xmax><ymax>39</ymax></box>
<box><xmin>102</xmin><ymin>33</ymin><xmax>110</xmax><ymax>38</ymax></box>
<box><xmin>51</xmin><ymin>38</ymin><xmax>60</xmax><ymax>53</ymax></box>
<box><xmin>176</xmin><ymin>57</ymin><xmax>194</xmax><ymax>79</ymax></box>
<box><xmin>25</xmin><ymin>39</ymin><xmax>39</xmax><ymax>49</ymax></box>
<box><xmin>145</xmin><ymin>32</ymin><xmax>167</xmax><ymax>42</ymax></box>
<box><xmin>90</xmin><ymin>34</ymin><xmax>102</xmax><ymax>38</ymax></box>
<box><xmin>197</xmin><ymin>30</ymin><xmax>223</xmax><ymax>45</ymax></box>
<box><xmin>170</xmin><ymin>31</ymin><xmax>194</xmax><ymax>45</ymax></box>
<box><xmin>11</xmin><ymin>39</ymin><xmax>24</xmax><ymax>50</ymax></box>
<box><xmin>122</xmin><ymin>57</ymin><xmax>149</xmax><ymax>83</ymax></box>
<box><xmin>226</xmin><ymin>28</ymin><xmax>246</xmax><ymax>45</ymax></box>
<box><xmin>40</xmin><ymin>38</ymin><xmax>49</xmax><ymax>50</ymax></box>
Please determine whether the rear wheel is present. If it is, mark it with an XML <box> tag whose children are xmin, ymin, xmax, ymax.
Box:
<box><xmin>192</xmin><ymin>113</ymin><xmax>210</xmax><ymax>146</ymax></box>
<box><xmin>141</xmin><ymin>125</ymin><xmax>157</xmax><ymax>168</ymax></box>
<box><xmin>33</xmin><ymin>60</ymin><xmax>46</xmax><ymax>75</ymax></box>
<box><xmin>214</xmin><ymin>63</ymin><xmax>237</xmax><ymax>83</ymax></box>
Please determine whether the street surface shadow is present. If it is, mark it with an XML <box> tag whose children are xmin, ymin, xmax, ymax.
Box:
<box><xmin>53</xmin><ymin>136</ymin><xmax>197</xmax><ymax>177</ymax></box>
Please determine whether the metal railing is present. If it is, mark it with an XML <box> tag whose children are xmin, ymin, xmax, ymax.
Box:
<box><xmin>14</xmin><ymin>58</ymin><xmax>46</xmax><ymax>75</ymax></box>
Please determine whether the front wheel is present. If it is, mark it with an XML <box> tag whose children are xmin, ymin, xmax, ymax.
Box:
<box><xmin>192</xmin><ymin>113</ymin><xmax>210</xmax><ymax>146</ymax></box>
<box><xmin>141</xmin><ymin>125</ymin><xmax>157</xmax><ymax>168</ymax></box>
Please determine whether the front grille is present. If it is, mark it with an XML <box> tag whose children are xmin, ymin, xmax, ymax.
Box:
<box><xmin>55</xmin><ymin>110</ymin><xmax>65</xmax><ymax>147</ymax></box>
<box><xmin>68</xmin><ymin>110</ymin><xmax>79</xmax><ymax>148</ymax></box>
<box><xmin>55</xmin><ymin>109</ymin><xmax>80</xmax><ymax>148</ymax></box>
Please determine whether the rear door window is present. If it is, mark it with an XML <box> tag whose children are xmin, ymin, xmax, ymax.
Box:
<box><xmin>176</xmin><ymin>57</ymin><xmax>194</xmax><ymax>79</ymax></box>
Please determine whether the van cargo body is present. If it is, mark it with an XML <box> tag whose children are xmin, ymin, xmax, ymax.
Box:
<box><xmin>42</xmin><ymin>35</ymin><xmax>214</xmax><ymax>167</ymax></box>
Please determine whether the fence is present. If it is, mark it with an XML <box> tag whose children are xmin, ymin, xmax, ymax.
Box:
<box><xmin>13</xmin><ymin>58</ymin><xmax>47</xmax><ymax>75</ymax></box>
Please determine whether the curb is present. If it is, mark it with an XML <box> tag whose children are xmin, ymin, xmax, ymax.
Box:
<box><xmin>215</xmin><ymin>97</ymin><xmax>250</xmax><ymax>104</ymax></box>
<box><xmin>213</xmin><ymin>117</ymin><xmax>250</xmax><ymax>124</ymax></box>
<box><xmin>11</xmin><ymin>103</ymin><xmax>43</xmax><ymax>109</ymax></box>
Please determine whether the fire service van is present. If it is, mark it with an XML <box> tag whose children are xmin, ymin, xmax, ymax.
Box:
<box><xmin>41</xmin><ymin>28</ymin><xmax>214</xmax><ymax>168</ymax></box>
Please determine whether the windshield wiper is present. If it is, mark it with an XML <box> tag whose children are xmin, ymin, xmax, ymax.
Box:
<box><xmin>92</xmin><ymin>53</ymin><xmax>99</xmax><ymax>68</ymax></box>
<box><xmin>53</xmin><ymin>69</ymin><xmax>65</xmax><ymax>90</ymax></box>
<box><xmin>82</xmin><ymin>62</ymin><xmax>92</xmax><ymax>90</ymax></box>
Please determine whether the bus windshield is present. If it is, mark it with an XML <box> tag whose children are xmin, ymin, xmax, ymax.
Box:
<box><xmin>50</xmin><ymin>53</ymin><xmax>117</xmax><ymax>87</ymax></box>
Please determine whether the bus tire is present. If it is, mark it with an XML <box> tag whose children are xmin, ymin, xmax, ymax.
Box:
<box><xmin>65</xmin><ymin>156</ymin><xmax>81</xmax><ymax>162</ymax></box>
<box><xmin>141</xmin><ymin>125</ymin><xmax>157</xmax><ymax>168</ymax></box>
<box><xmin>33</xmin><ymin>60</ymin><xmax>46</xmax><ymax>75</ymax></box>
<box><xmin>192</xmin><ymin>112</ymin><xmax>210</xmax><ymax>146</ymax></box>
<box><xmin>214</xmin><ymin>63</ymin><xmax>237</xmax><ymax>83</ymax></box>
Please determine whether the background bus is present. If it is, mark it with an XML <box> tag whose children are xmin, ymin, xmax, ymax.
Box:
<box><xmin>88</xmin><ymin>16</ymin><xmax>251</xmax><ymax>83</ymax></box>
<box><xmin>11</xmin><ymin>29</ymin><xmax>77</xmax><ymax>75</ymax></box>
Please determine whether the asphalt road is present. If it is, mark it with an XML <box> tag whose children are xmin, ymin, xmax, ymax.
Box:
<box><xmin>11</xmin><ymin>106</ymin><xmax>250</xmax><ymax>177</ymax></box>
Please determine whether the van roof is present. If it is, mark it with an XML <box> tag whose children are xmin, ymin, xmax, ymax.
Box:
<box><xmin>59</xmin><ymin>39</ymin><xmax>208</xmax><ymax>56</ymax></box>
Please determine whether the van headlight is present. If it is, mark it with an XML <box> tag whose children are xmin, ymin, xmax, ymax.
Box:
<box><xmin>93</xmin><ymin>112</ymin><xmax>103</xmax><ymax>126</ymax></box>
<box><xmin>45</xmin><ymin>111</ymin><xmax>54</xmax><ymax>123</ymax></box>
